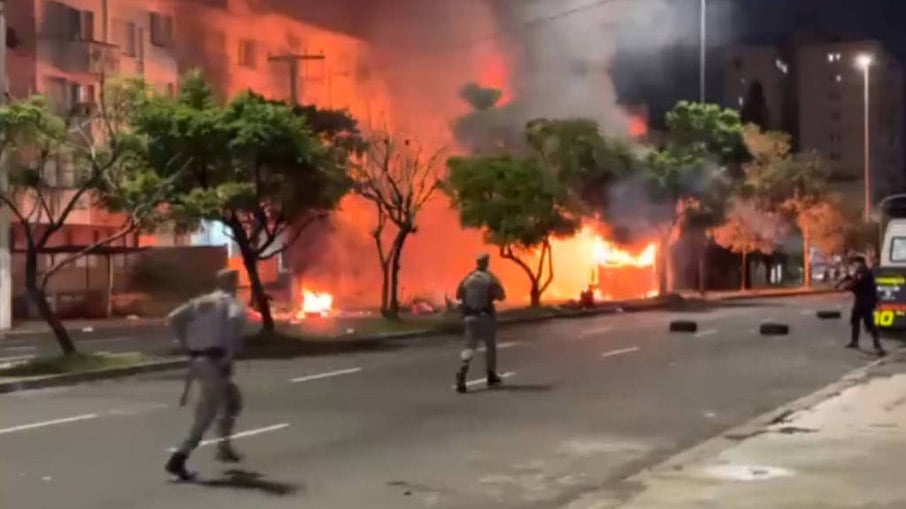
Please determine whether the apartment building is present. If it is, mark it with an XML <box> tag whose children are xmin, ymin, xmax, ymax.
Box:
<box><xmin>725</xmin><ymin>39</ymin><xmax>905</xmax><ymax>204</ymax></box>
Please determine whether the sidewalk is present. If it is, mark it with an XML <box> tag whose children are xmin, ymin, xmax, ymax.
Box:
<box><xmin>569</xmin><ymin>352</ymin><xmax>906</xmax><ymax>509</ymax></box>
<box><xmin>1</xmin><ymin>317</ymin><xmax>163</xmax><ymax>338</ymax></box>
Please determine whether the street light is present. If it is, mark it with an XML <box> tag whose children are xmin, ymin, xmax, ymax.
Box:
<box><xmin>856</xmin><ymin>53</ymin><xmax>874</xmax><ymax>221</ymax></box>
<box><xmin>699</xmin><ymin>0</ymin><xmax>707</xmax><ymax>103</ymax></box>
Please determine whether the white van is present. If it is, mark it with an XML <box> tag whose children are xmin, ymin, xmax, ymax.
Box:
<box><xmin>875</xmin><ymin>197</ymin><xmax>906</xmax><ymax>328</ymax></box>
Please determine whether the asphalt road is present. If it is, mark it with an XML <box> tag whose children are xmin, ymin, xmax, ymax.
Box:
<box><xmin>0</xmin><ymin>294</ymin><xmax>888</xmax><ymax>509</ymax></box>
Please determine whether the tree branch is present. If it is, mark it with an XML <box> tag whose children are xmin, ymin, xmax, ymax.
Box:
<box><xmin>41</xmin><ymin>221</ymin><xmax>137</xmax><ymax>288</ymax></box>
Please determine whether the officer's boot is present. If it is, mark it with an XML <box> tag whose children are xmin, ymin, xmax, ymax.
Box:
<box><xmin>487</xmin><ymin>371</ymin><xmax>503</xmax><ymax>387</ymax></box>
<box><xmin>216</xmin><ymin>442</ymin><xmax>243</xmax><ymax>463</ymax></box>
<box><xmin>165</xmin><ymin>451</ymin><xmax>195</xmax><ymax>481</ymax></box>
<box><xmin>871</xmin><ymin>330</ymin><xmax>887</xmax><ymax>357</ymax></box>
<box><xmin>455</xmin><ymin>365</ymin><xmax>468</xmax><ymax>394</ymax></box>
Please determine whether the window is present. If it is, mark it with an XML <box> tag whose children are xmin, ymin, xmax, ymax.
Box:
<box><xmin>890</xmin><ymin>237</ymin><xmax>906</xmax><ymax>263</ymax></box>
<box><xmin>149</xmin><ymin>12</ymin><xmax>173</xmax><ymax>47</ymax></box>
<box><xmin>830</xmin><ymin>110</ymin><xmax>842</xmax><ymax>121</ymax></box>
<box><xmin>54</xmin><ymin>3</ymin><xmax>94</xmax><ymax>41</ymax></box>
<box><xmin>829</xmin><ymin>132</ymin><xmax>842</xmax><ymax>143</ymax></box>
<box><xmin>829</xmin><ymin>152</ymin><xmax>842</xmax><ymax>161</ymax></box>
<box><xmin>165</xmin><ymin>82</ymin><xmax>176</xmax><ymax>97</ymax></box>
<box><xmin>238</xmin><ymin>39</ymin><xmax>258</xmax><ymax>69</ymax></box>
<box><xmin>113</xmin><ymin>20</ymin><xmax>137</xmax><ymax>56</ymax></box>
<box><xmin>829</xmin><ymin>90</ymin><xmax>841</xmax><ymax>101</ymax></box>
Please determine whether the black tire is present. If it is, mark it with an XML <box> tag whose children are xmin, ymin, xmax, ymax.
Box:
<box><xmin>816</xmin><ymin>310</ymin><xmax>842</xmax><ymax>319</ymax></box>
<box><xmin>760</xmin><ymin>323</ymin><xmax>790</xmax><ymax>335</ymax></box>
<box><xmin>669</xmin><ymin>320</ymin><xmax>698</xmax><ymax>333</ymax></box>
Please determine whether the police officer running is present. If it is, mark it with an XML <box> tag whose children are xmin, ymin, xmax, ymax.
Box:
<box><xmin>455</xmin><ymin>253</ymin><xmax>506</xmax><ymax>393</ymax></box>
<box><xmin>165</xmin><ymin>269</ymin><xmax>249</xmax><ymax>480</ymax></box>
<box><xmin>836</xmin><ymin>256</ymin><xmax>886</xmax><ymax>356</ymax></box>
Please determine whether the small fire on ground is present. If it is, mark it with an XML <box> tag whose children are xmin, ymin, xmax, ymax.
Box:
<box><xmin>294</xmin><ymin>289</ymin><xmax>334</xmax><ymax>320</ymax></box>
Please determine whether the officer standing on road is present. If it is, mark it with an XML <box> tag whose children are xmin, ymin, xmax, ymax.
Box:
<box><xmin>165</xmin><ymin>269</ymin><xmax>248</xmax><ymax>481</ymax></box>
<box><xmin>455</xmin><ymin>253</ymin><xmax>506</xmax><ymax>393</ymax></box>
<box><xmin>837</xmin><ymin>256</ymin><xmax>886</xmax><ymax>356</ymax></box>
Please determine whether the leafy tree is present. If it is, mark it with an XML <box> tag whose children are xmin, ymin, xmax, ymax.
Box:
<box><xmin>637</xmin><ymin>102</ymin><xmax>746</xmax><ymax>293</ymax></box>
<box><xmin>0</xmin><ymin>81</ymin><xmax>173</xmax><ymax>355</ymax></box>
<box><xmin>132</xmin><ymin>72</ymin><xmax>350</xmax><ymax>330</ymax></box>
<box><xmin>742</xmin><ymin>126</ymin><xmax>834</xmax><ymax>287</ymax></box>
<box><xmin>445</xmin><ymin>154</ymin><xmax>579</xmax><ymax>306</ymax></box>
<box><xmin>711</xmin><ymin>199</ymin><xmax>786</xmax><ymax>289</ymax></box>
<box><xmin>525</xmin><ymin>118</ymin><xmax>636</xmax><ymax>214</ymax></box>
<box><xmin>351</xmin><ymin>134</ymin><xmax>444</xmax><ymax>319</ymax></box>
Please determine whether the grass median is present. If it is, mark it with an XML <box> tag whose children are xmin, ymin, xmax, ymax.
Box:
<box><xmin>0</xmin><ymin>352</ymin><xmax>149</xmax><ymax>378</ymax></box>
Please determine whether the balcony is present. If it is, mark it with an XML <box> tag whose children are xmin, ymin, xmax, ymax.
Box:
<box><xmin>39</xmin><ymin>38</ymin><xmax>120</xmax><ymax>76</ymax></box>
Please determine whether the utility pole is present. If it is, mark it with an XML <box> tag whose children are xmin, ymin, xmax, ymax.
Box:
<box><xmin>699</xmin><ymin>0</ymin><xmax>707</xmax><ymax>103</ymax></box>
<box><xmin>268</xmin><ymin>52</ymin><xmax>325</xmax><ymax>105</ymax></box>
<box><xmin>0</xmin><ymin>0</ymin><xmax>11</xmax><ymax>331</ymax></box>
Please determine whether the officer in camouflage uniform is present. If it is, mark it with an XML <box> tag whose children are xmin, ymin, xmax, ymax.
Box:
<box><xmin>165</xmin><ymin>269</ymin><xmax>248</xmax><ymax>481</ymax></box>
<box><xmin>455</xmin><ymin>253</ymin><xmax>506</xmax><ymax>393</ymax></box>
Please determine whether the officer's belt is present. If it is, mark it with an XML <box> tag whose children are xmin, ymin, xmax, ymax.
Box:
<box><xmin>463</xmin><ymin>308</ymin><xmax>494</xmax><ymax>317</ymax></box>
<box><xmin>189</xmin><ymin>347</ymin><xmax>226</xmax><ymax>359</ymax></box>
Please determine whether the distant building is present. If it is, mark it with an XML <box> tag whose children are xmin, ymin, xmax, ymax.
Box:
<box><xmin>724</xmin><ymin>39</ymin><xmax>905</xmax><ymax>204</ymax></box>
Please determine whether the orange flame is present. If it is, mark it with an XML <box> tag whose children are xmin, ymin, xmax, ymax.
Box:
<box><xmin>296</xmin><ymin>289</ymin><xmax>334</xmax><ymax>319</ymax></box>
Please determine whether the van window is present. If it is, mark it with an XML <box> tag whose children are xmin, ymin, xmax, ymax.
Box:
<box><xmin>891</xmin><ymin>237</ymin><xmax>906</xmax><ymax>262</ymax></box>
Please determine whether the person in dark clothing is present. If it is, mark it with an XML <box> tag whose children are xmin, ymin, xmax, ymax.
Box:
<box><xmin>836</xmin><ymin>256</ymin><xmax>886</xmax><ymax>356</ymax></box>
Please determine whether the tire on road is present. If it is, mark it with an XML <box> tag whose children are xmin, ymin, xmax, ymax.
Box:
<box><xmin>669</xmin><ymin>320</ymin><xmax>698</xmax><ymax>333</ymax></box>
<box><xmin>760</xmin><ymin>323</ymin><xmax>790</xmax><ymax>335</ymax></box>
<box><xmin>816</xmin><ymin>310</ymin><xmax>842</xmax><ymax>319</ymax></box>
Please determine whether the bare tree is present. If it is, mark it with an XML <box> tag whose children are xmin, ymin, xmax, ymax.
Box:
<box><xmin>352</xmin><ymin>134</ymin><xmax>444</xmax><ymax>319</ymax></box>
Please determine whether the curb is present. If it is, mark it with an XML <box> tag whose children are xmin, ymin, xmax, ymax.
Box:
<box><xmin>0</xmin><ymin>358</ymin><xmax>188</xmax><ymax>394</ymax></box>
<box><xmin>627</xmin><ymin>346</ymin><xmax>897</xmax><ymax>480</ymax></box>
<box><xmin>560</xmin><ymin>348</ymin><xmax>899</xmax><ymax>509</ymax></box>
<box><xmin>711</xmin><ymin>288</ymin><xmax>841</xmax><ymax>301</ymax></box>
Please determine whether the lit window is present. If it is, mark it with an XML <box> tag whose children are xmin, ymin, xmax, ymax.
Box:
<box><xmin>827</xmin><ymin>53</ymin><xmax>834</xmax><ymax>63</ymax></box>
<box><xmin>738</xmin><ymin>96</ymin><xmax>744</xmax><ymax>107</ymax></box>
<box><xmin>835</xmin><ymin>74</ymin><xmax>843</xmax><ymax>82</ymax></box>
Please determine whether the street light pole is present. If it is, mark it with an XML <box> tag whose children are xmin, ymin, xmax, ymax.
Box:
<box><xmin>857</xmin><ymin>54</ymin><xmax>874</xmax><ymax>221</ymax></box>
<box><xmin>0</xmin><ymin>0</ymin><xmax>10</xmax><ymax>331</ymax></box>
<box><xmin>699</xmin><ymin>0</ymin><xmax>707</xmax><ymax>103</ymax></box>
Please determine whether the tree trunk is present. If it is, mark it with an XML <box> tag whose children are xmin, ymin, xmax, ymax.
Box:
<box><xmin>658</xmin><ymin>231</ymin><xmax>676</xmax><ymax>295</ymax></box>
<box><xmin>378</xmin><ymin>259</ymin><xmax>391</xmax><ymax>318</ymax></box>
<box><xmin>105</xmin><ymin>254</ymin><xmax>114</xmax><ymax>318</ymax></box>
<box><xmin>529</xmin><ymin>281</ymin><xmax>541</xmax><ymax>307</ymax></box>
<box><xmin>387</xmin><ymin>230</ymin><xmax>410</xmax><ymax>320</ymax></box>
<box><xmin>236</xmin><ymin>237</ymin><xmax>274</xmax><ymax>331</ymax></box>
<box><xmin>26</xmin><ymin>251</ymin><xmax>76</xmax><ymax>355</ymax></box>
<box><xmin>698</xmin><ymin>244</ymin><xmax>707</xmax><ymax>295</ymax></box>
<box><xmin>500</xmin><ymin>246</ymin><xmax>543</xmax><ymax>307</ymax></box>
<box><xmin>802</xmin><ymin>224</ymin><xmax>812</xmax><ymax>289</ymax></box>
<box><xmin>740</xmin><ymin>250</ymin><xmax>748</xmax><ymax>291</ymax></box>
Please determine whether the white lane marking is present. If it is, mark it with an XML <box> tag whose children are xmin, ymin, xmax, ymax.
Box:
<box><xmin>0</xmin><ymin>355</ymin><xmax>35</xmax><ymax>363</ymax></box>
<box><xmin>695</xmin><ymin>329</ymin><xmax>719</xmax><ymax>338</ymax></box>
<box><xmin>2</xmin><ymin>346</ymin><xmax>37</xmax><ymax>352</ymax></box>
<box><xmin>289</xmin><ymin>367</ymin><xmax>362</xmax><ymax>383</ymax></box>
<box><xmin>455</xmin><ymin>371</ymin><xmax>516</xmax><ymax>389</ymax></box>
<box><xmin>167</xmin><ymin>423</ymin><xmax>290</xmax><ymax>451</ymax></box>
<box><xmin>0</xmin><ymin>414</ymin><xmax>99</xmax><ymax>436</ymax></box>
<box><xmin>579</xmin><ymin>326</ymin><xmax>613</xmax><ymax>337</ymax></box>
<box><xmin>601</xmin><ymin>346</ymin><xmax>640</xmax><ymax>359</ymax></box>
<box><xmin>479</xmin><ymin>342</ymin><xmax>519</xmax><ymax>352</ymax></box>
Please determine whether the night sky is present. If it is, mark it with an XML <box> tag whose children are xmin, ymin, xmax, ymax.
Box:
<box><xmin>614</xmin><ymin>0</ymin><xmax>906</xmax><ymax>125</ymax></box>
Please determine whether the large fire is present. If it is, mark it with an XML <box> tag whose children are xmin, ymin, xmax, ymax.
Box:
<box><xmin>545</xmin><ymin>225</ymin><xmax>659</xmax><ymax>304</ymax></box>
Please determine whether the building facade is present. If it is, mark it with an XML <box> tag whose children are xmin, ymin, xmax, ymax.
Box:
<box><xmin>4</xmin><ymin>0</ymin><xmax>388</xmax><ymax>313</ymax></box>
<box><xmin>724</xmin><ymin>39</ymin><xmax>905</xmax><ymax>205</ymax></box>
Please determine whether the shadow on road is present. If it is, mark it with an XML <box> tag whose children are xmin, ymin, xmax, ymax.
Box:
<box><xmin>196</xmin><ymin>469</ymin><xmax>302</xmax><ymax>496</ymax></box>
<box><xmin>487</xmin><ymin>384</ymin><xmax>554</xmax><ymax>393</ymax></box>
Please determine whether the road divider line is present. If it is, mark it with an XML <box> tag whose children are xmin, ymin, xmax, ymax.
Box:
<box><xmin>167</xmin><ymin>423</ymin><xmax>290</xmax><ymax>451</ymax></box>
<box><xmin>2</xmin><ymin>346</ymin><xmax>37</xmax><ymax>352</ymax></box>
<box><xmin>290</xmin><ymin>367</ymin><xmax>362</xmax><ymax>384</ymax></box>
<box><xmin>0</xmin><ymin>354</ymin><xmax>35</xmax><ymax>363</ymax></box>
<box><xmin>579</xmin><ymin>326</ymin><xmax>613</xmax><ymax>337</ymax></box>
<box><xmin>601</xmin><ymin>347</ymin><xmax>640</xmax><ymax>359</ymax></box>
<box><xmin>695</xmin><ymin>329</ymin><xmax>719</xmax><ymax>338</ymax></box>
<box><xmin>455</xmin><ymin>371</ymin><xmax>516</xmax><ymax>389</ymax></box>
<box><xmin>0</xmin><ymin>414</ymin><xmax>99</xmax><ymax>435</ymax></box>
